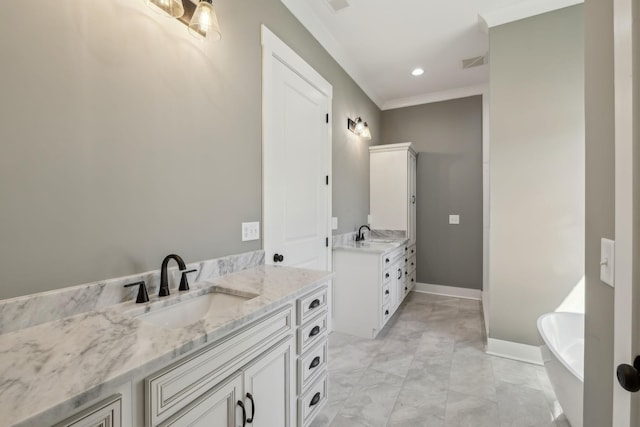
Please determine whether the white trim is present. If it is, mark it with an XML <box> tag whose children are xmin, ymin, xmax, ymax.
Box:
<box><xmin>382</xmin><ymin>84</ymin><xmax>487</xmax><ymax>111</ymax></box>
<box><xmin>278</xmin><ymin>0</ymin><xmax>382</xmax><ymax>107</ymax></box>
<box><xmin>482</xmin><ymin>90</ymin><xmax>491</xmax><ymax>337</ymax></box>
<box><xmin>478</xmin><ymin>0</ymin><xmax>584</xmax><ymax>31</ymax></box>
<box><xmin>486</xmin><ymin>338</ymin><xmax>544</xmax><ymax>366</ymax></box>
<box><xmin>612</xmin><ymin>0</ymin><xmax>635</xmax><ymax>423</ymax></box>
<box><xmin>414</xmin><ymin>283</ymin><xmax>482</xmax><ymax>301</ymax></box>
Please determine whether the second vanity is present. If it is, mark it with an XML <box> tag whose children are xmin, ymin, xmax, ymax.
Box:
<box><xmin>332</xmin><ymin>237</ymin><xmax>417</xmax><ymax>339</ymax></box>
<box><xmin>0</xmin><ymin>256</ymin><xmax>331</xmax><ymax>427</ymax></box>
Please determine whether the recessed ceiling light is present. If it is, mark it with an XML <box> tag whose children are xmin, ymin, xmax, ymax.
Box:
<box><xmin>411</xmin><ymin>68</ymin><xmax>425</xmax><ymax>77</ymax></box>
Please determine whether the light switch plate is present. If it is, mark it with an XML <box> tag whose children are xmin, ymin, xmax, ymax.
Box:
<box><xmin>449</xmin><ymin>215</ymin><xmax>460</xmax><ymax>225</ymax></box>
<box><xmin>332</xmin><ymin>217</ymin><xmax>338</xmax><ymax>230</ymax></box>
<box><xmin>600</xmin><ymin>238</ymin><xmax>615</xmax><ymax>287</ymax></box>
<box><xmin>367</xmin><ymin>214</ymin><xmax>372</xmax><ymax>224</ymax></box>
<box><xmin>242</xmin><ymin>222</ymin><xmax>260</xmax><ymax>242</ymax></box>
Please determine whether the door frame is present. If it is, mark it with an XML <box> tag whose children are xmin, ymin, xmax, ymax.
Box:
<box><xmin>612</xmin><ymin>0</ymin><xmax>636</xmax><ymax>424</ymax></box>
<box><xmin>260</xmin><ymin>25</ymin><xmax>333</xmax><ymax>273</ymax></box>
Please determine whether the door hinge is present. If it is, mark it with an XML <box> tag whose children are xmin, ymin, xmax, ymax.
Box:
<box><xmin>326</xmin><ymin>175</ymin><xmax>329</xmax><ymax>185</ymax></box>
<box><xmin>326</xmin><ymin>237</ymin><xmax>329</xmax><ymax>247</ymax></box>
<box><xmin>326</xmin><ymin>113</ymin><xmax>329</xmax><ymax>123</ymax></box>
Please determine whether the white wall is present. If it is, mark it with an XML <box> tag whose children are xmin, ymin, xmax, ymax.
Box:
<box><xmin>489</xmin><ymin>5</ymin><xmax>585</xmax><ymax>345</ymax></box>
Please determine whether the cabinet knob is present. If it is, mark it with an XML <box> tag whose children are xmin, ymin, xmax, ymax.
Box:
<box><xmin>273</xmin><ymin>253</ymin><xmax>284</xmax><ymax>263</ymax></box>
<box><xmin>385</xmin><ymin>273</ymin><xmax>390</xmax><ymax>278</ymax></box>
<box><xmin>385</xmin><ymin>310</ymin><xmax>389</xmax><ymax>315</ymax></box>
<box><xmin>385</xmin><ymin>258</ymin><xmax>390</xmax><ymax>263</ymax></box>
<box><xmin>385</xmin><ymin>289</ymin><xmax>390</xmax><ymax>295</ymax></box>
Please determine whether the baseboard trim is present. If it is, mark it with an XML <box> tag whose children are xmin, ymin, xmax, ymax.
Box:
<box><xmin>414</xmin><ymin>283</ymin><xmax>482</xmax><ymax>300</ymax></box>
<box><xmin>486</xmin><ymin>338</ymin><xmax>544</xmax><ymax>365</ymax></box>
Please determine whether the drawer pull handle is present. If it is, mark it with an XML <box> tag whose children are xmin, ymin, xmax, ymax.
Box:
<box><xmin>411</xmin><ymin>278</ymin><xmax>415</xmax><ymax>282</ymax></box>
<box><xmin>405</xmin><ymin>287</ymin><xmax>408</xmax><ymax>291</ymax></box>
<box><xmin>412</xmin><ymin>262</ymin><xmax>414</xmax><ymax>267</ymax></box>
<box><xmin>309</xmin><ymin>299</ymin><xmax>321</xmax><ymax>310</ymax></box>
<box><xmin>309</xmin><ymin>326</ymin><xmax>321</xmax><ymax>338</ymax></box>
<box><xmin>412</xmin><ymin>249</ymin><xmax>414</xmax><ymax>254</ymax></box>
<box><xmin>385</xmin><ymin>309</ymin><xmax>389</xmax><ymax>315</ymax></box>
<box><xmin>309</xmin><ymin>392</ymin><xmax>321</xmax><ymax>407</ymax></box>
<box><xmin>405</xmin><ymin>271</ymin><xmax>408</xmax><ymax>276</ymax></box>
<box><xmin>385</xmin><ymin>258</ymin><xmax>390</xmax><ymax>263</ymax></box>
<box><xmin>397</xmin><ymin>269</ymin><xmax>402</xmax><ymax>280</ymax></box>
<box><xmin>246</xmin><ymin>393</ymin><xmax>255</xmax><ymax>423</ymax></box>
<box><xmin>309</xmin><ymin>356</ymin><xmax>321</xmax><ymax>369</ymax></box>
<box><xmin>385</xmin><ymin>273</ymin><xmax>390</xmax><ymax>278</ymax></box>
<box><xmin>238</xmin><ymin>401</ymin><xmax>247</xmax><ymax>427</ymax></box>
<box><xmin>405</xmin><ymin>258</ymin><xmax>408</xmax><ymax>262</ymax></box>
<box><xmin>385</xmin><ymin>289</ymin><xmax>389</xmax><ymax>295</ymax></box>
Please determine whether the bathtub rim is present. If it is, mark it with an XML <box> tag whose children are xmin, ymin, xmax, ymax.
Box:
<box><xmin>537</xmin><ymin>311</ymin><xmax>584</xmax><ymax>382</ymax></box>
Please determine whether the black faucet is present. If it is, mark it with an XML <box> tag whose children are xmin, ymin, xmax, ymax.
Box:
<box><xmin>356</xmin><ymin>225</ymin><xmax>371</xmax><ymax>242</ymax></box>
<box><xmin>159</xmin><ymin>254</ymin><xmax>187</xmax><ymax>297</ymax></box>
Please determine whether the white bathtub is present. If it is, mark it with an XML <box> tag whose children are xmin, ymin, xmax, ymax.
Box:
<box><xmin>537</xmin><ymin>312</ymin><xmax>584</xmax><ymax>427</ymax></box>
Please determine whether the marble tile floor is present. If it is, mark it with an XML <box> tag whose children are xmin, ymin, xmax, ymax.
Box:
<box><xmin>311</xmin><ymin>292</ymin><xmax>570</xmax><ymax>427</ymax></box>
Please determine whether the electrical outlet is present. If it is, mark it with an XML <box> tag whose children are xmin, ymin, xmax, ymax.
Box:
<box><xmin>242</xmin><ymin>222</ymin><xmax>260</xmax><ymax>242</ymax></box>
<box><xmin>449</xmin><ymin>215</ymin><xmax>460</xmax><ymax>225</ymax></box>
<box><xmin>332</xmin><ymin>217</ymin><xmax>338</xmax><ymax>230</ymax></box>
<box><xmin>600</xmin><ymin>238</ymin><xmax>615</xmax><ymax>287</ymax></box>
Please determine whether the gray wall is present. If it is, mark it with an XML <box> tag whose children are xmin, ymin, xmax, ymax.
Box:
<box><xmin>583</xmin><ymin>0</ymin><xmax>615</xmax><ymax>425</ymax></box>
<box><xmin>0</xmin><ymin>0</ymin><xmax>380</xmax><ymax>299</ymax></box>
<box><xmin>381</xmin><ymin>97</ymin><xmax>483</xmax><ymax>289</ymax></box>
<box><xmin>489</xmin><ymin>5</ymin><xmax>585</xmax><ymax>345</ymax></box>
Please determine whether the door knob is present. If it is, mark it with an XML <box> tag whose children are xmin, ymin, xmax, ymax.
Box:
<box><xmin>617</xmin><ymin>356</ymin><xmax>640</xmax><ymax>392</ymax></box>
<box><xmin>273</xmin><ymin>253</ymin><xmax>284</xmax><ymax>263</ymax></box>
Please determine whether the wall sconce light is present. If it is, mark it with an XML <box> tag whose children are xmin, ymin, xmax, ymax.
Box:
<box><xmin>145</xmin><ymin>0</ymin><xmax>222</xmax><ymax>40</ymax></box>
<box><xmin>348</xmin><ymin>117</ymin><xmax>372</xmax><ymax>140</ymax></box>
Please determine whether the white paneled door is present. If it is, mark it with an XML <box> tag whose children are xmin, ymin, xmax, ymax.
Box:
<box><xmin>262</xmin><ymin>26</ymin><xmax>332</xmax><ymax>272</ymax></box>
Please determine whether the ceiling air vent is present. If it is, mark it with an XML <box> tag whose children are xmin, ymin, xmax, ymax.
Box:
<box><xmin>326</xmin><ymin>0</ymin><xmax>350</xmax><ymax>12</ymax></box>
<box><xmin>462</xmin><ymin>55</ymin><xmax>487</xmax><ymax>69</ymax></box>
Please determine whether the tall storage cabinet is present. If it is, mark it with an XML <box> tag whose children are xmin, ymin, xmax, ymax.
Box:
<box><xmin>369</xmin><ymin>143</ymin><xmax>417</xmax><ymax>245</ymax></box>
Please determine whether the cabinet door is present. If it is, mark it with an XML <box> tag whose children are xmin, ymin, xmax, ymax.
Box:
<box><xmin>242</xmin><ymin>337</ymin><xmax>295</xmax><ymax>427</ymax></box>
<box><xmin>408</xmin><ymin>152</ymin><xmax>417</xmax><ymax>246</ymax></box>
<box><xmin>161</xmin><ymin>373</ymin><xmax>242</xmax><ymax>427</ymax></box>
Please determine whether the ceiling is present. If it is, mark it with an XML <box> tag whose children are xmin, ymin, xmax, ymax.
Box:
<box><xmin>280</xmin><ymin>0</ymin><xmax>582</xmax><ymax>109</ymax></box>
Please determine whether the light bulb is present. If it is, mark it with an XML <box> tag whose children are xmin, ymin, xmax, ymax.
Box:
<box><xmin>361</xmin><ymin>123</ymin><xmax>372</xmax><ymax>140</ymax></box>
<box><xmin>146</xmin><ymin>0</ymin><xmax>184</xmax><ymax>18</ymax></box>
<box><xmin>189</xmin><ymin>0</ymin><xmax>222</xmax><ymax>40</ymax></box>
<box><xmin>354</xmin><ymin>118</ymin><xmax>365</xmax><ymax>135</ymax></box>
<box><xmin>411</xmin><ymin>68</ymin><xmax>425</xmax><ymax>76</ymax></box>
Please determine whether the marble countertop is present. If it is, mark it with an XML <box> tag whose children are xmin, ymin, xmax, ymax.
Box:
<box><xmin>0</xmin><ymin>265</ymin><xmax>332</xmax><ymax>427</ymax></box>
<box><xmin>332</xmin><ymin>238</ymin><xmax>408</xmax><ymax>254</ymax></box>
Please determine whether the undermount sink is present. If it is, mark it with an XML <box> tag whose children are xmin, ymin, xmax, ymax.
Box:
<box><xmin>367</xmin><ymin>239</ymin><xmax>395</xmax><ymax>244</ymax></box>
<box><xmin>133</xmin><ymin>290</ymin><xmax>258</xmax><ymax>329</ymax></box>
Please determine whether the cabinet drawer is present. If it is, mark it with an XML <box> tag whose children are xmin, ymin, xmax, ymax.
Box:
<box><xmin>298</xmin><ymin>373</ymin><xmax>328</xmax><ymax>427</ymax></box>
<box><xmin>298</xmin><ymin>311</ymin><xmax>328</xmax><ymax>354</ymax></box>
<box><xmin>382</xmin><ymin>303</ymin><xmax>391</xmax><ymax>325</ymax></box>
<box><xmin>159</xmin><ymin>373</ymin><xmax>242</xmax><ymax>427</ymax></box>
<box><xmin>382</xmin><ymin>269</ymin><xmax>391</xmax><ymax>283</ymax></box>
<box><xmin>298</xmin><ymin>284</ymin><xmax>328</xmax><ymax>325</ymax></box>
<box><xmin>146</xmin><ymin>305</ymin><xmax>293</xmax><ymax>426</ymax></box>
<box><xmin>54</xmin><ymin>395</ymin><xmax>121</xmax><ymax>427</ymax></box>
<box><xmin>298</xmin><ymin>339</ymin><xmax>328</xmax><ymax>394</ymax></box>
<box><xmin>406</xmin><ymin>255</ymin><xmax>417</xmax><ymax>274</ymax></box>
<box><xmin>408</xmin><ymin>270</ymin><xmax>417</xmax><ymax>290</ymax></box>
<box><xmin>406</xmin><ymin>244</ymin><xmax>416</xmax><ymax>257</ymax></box>
<box><xmin>382</xmin><ymin>283</ymin><xmax>391</xmax><ymax>303</ymax></box>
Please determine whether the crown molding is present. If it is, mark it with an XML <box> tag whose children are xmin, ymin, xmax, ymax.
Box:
<box><xmin>382</xmin><ymin>84</ymin><xmax>488</xmax><ymax>111</ymax></box>
<box><xmin>279</xmin><ymin>0</ymin><xmax>383</xmax><ymax>108</ymax></box>
<box><xmin>478</xmin><ymin>0</ymin><xmax>584</xmax><ymax>33</ymax></box>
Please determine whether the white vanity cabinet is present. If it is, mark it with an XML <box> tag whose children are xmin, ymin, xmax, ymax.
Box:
<box><xmin>54</xmin><ymin>395</ymin><xmax>124</xmax><ymax>427</ymax></box>
<box><xmin>369</xmin><ymin>142</ymin><xmax>418</xmax><ymax>246</ymax></box>
<box><xmin>333</xmin><ymin>245</ymin><xmax>408</xmax><ymax>339</ymax></box>
<box><xmin>142</xmin><ymin>282</ymin><xmax>328</xmax><ymax>427</ymax></box>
